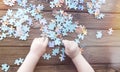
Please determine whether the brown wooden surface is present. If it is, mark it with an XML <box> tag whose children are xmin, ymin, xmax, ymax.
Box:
<box><xmin>0</xmin><ymin>0</ymin><xmax>120</xmax><ymax>72</ymax></box>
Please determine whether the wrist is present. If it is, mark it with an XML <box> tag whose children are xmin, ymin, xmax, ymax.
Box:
<box><xmin>72</xmin><ymin>52</ymin><xmax>82</xmax><ymax>61</ymax></box>
<box><xmin>28</xmin><ymin>51</ymin><xmax>41</xmax><ymax>60</ymax></box>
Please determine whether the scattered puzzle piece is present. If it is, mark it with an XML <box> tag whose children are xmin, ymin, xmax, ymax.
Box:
<box><xmin>14</xmin><ymin>58</ymin><xmax>24</xmax><ymax>65</ymax></box>
<box><xmin>75</xmin><ymin>38</ymin><xmax>80</xmax><ymax>44</ymax></box>
<box><xmin>42</xmin><ymin>53</ymin><xmax>51</xmax><ymax>60</ymax></box>
<box><xmin>59</xmin><ymin>54</ymin><xmax>65</xmax><ymax>61</ymax></box>
<box><xmin>77</xmin><ymin>34</ymin><xmax>84</xmax><ymax>40</ymax></box>
<box><xmin>48</xmin><ymin>41</ymin><xmax>55</xmax><ymax>48</ymax></box>
<box><xmin>107</xmin><ymin>28</ymin><xmax>114</xmax><ymax>35</ymax></box>
<box><xmin>1</xmin><ymin>64</ymin><xmax>10</xmax><ymax>72</ymax></box>
<box><xmin>59</xmin><ymin>48</ymin><xmax>66</xmax><ymax>61</ymax></box>
<box><xmin>54</xmin><ymin>38</ymin><xmax>61</xmax><ymax>45</ymax></box>
<box><xmin>96</xmin><ymin>13</ymin><xmax>105</xmax><ymax>19</ymax></box>
<box><xmin>52</xmin><ymin>48</ymin><xmax>60</xmax><ymax>56</ymax></box>
<box><xmin>96</xmin><ymin>31</ymin><xmax>103</xmax><ymax>39</ymax></box>
<box><xmin>3</xmin><ymin>0</ymin><xmax>16</xmax><ymax>6</ymax></box>
<box><xmin>61</xmin><ymin>48</ymin><xmax>65</xmax><ymax>54</ymax></box>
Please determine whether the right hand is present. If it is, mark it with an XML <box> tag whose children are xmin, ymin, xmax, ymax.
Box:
<box><xmin>62</xmin><ymin>40</ymin><xmax>81</xmax><ymax>59</ymax></box>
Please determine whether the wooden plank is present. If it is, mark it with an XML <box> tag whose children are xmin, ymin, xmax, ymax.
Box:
<box><xmin>0</xmin><ymin>10</ymin><xmax>7</xmax><ymax>17</ymax></box>
<box><xmin>92</xmin><ymin>64</ymin><xmax>108</xmax><ymax>72</ymax></box>
<box><xmin>0</xmin><ymin>29</ymin><xmax>120</xmax><ymax>47</ymax></box>
<box><xmin>1</xmin><ymin>47</ymin><xmax>120</xmax><ymax>66</ymax></box>
<box><xmin>106</xmin><ymin>69</ymin><xmax>116</xmax><ymax>72</ymax></box>
<box><xmin>0</xmin><ymin>65</ymin><xmax>76</xmax><ymax>72</ymax></box>
<box><xmin>55</xmin><ymin>65</ymin><xmax>77</xmax><ymax>72</ymax></box>
<box><xmin>0</xmin><ymin>64</ymin><xmax>118</xmax><ymax>72</ymax></box>
<box><xmin>83</xmin><ymin>47</ymin><xmax>120</xmax><ymax>63</ymax></box>
<box><xmin>0</xmin><ymin>65</ymin><xmax>75</xmax><ymax>72</ymax></box>
<box><xmin>108</xmin><ymin>64</ymin><xmax>120</xmax><ymax>71</ymax></box>
<box><xmin>34</xmin><ymin>66</ymin><xmax>56</xmax><ymax>72</ymax></box>
<box><xmin>0</xmin><ymin>0</ymin><xmax>120</xmax><ymax>13</ymax></box>
<box><xmin>0</xmin><ymin>0</ymin><xmax>11</xmax><ymax>10</ymax></box>
<box><xmin>0</xmin><ymin>66</ymin><xmax>56</xmax><ymax>72</ymax></box>
<box><xmin>0</xmin><ymin>10</ymin><xmax>120</xmax><ymax>29</ymax></box>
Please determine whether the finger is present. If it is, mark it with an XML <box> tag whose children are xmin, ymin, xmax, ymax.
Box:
<box><xmin>43</xmin><ymin>36</ymin><xmax>48</xmax><ymax>41</ymax></box>
<box><xmin>62</xmin><ymin>40</ymin><xmax>67</xmax><ymax>44</ymax></box>
<box><xmin>38</xmin><ymin>37</ymin><xmax>44</xmax><ymax>41</ymax></box>
<box><xmin>33</xmin><ymin>38</ymin><xmax>39</xmax><ymax>42</ymax></box>
<box><xmin>62</xmin><ymin>40</ymin><xmax>69</xmax><ymax>47</ymax></box>
<box><xmin>62</xmin><ymin>40</ymin><xmax>67</xmax><ymax>45</ymax></box>
<box><xmin>71</xmin><ymin>41</ymin><xmax>77</xmax><ymax>45</ymax></box>
<box><xmin>44</xmin><ymin>37</ymin><xmax>49</xmax><ymax>45</ymax></box>
<box><xmin>34</xmin><ymin>38</ymin><xmax>38</xmax><ymax>40</ymax></box>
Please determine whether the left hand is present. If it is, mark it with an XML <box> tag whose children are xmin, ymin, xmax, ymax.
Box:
<box><xmin>29</xmin><ymin>37</ymin><xmax>48</xmax><ymax>57</ymax></box>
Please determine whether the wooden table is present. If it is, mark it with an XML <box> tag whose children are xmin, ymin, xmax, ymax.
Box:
<box><xmin>0</xmin><ymin>0</ymin><xmax>120</xmax><ymax>72</ymax></box>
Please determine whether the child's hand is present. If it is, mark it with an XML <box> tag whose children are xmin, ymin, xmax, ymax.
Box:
<box><xmin>62</xmin><ymin>40</ymin><xmax>81</xmax><ymax>59</ymax></box>
<box><xmin>30</xmin><ymin>37</ymin><xmax>48</xmax><ymax>57</ymax></box>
